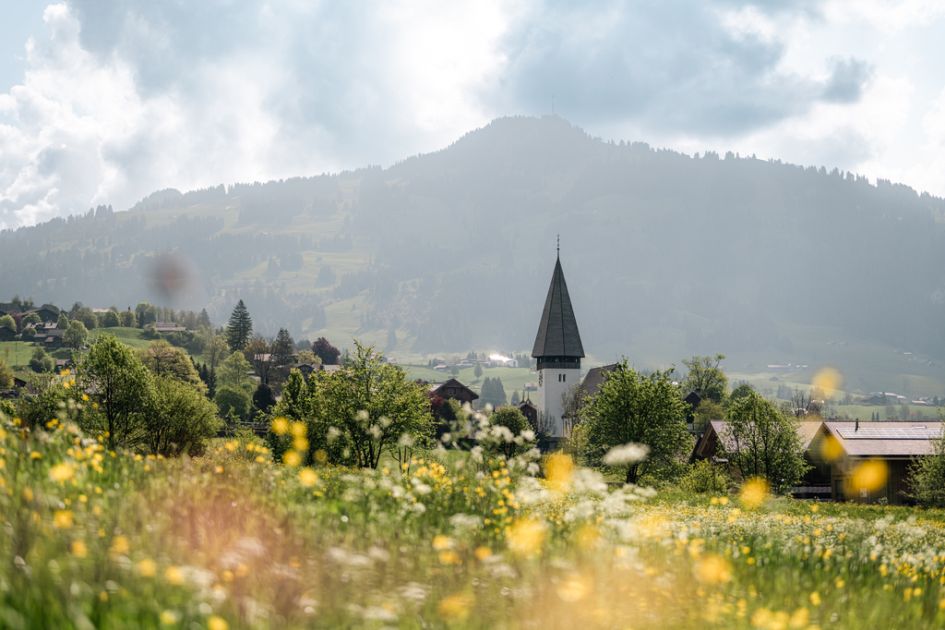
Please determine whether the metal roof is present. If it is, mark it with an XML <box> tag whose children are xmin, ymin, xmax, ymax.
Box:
<box><xmin>824</xmin><ymin>421</ymin><xmax>945</xmax><ymax>457</ymax></box>
<box><xmin>532</xmin><ymin>256</ymin><xmax>584</xmax><ymax>358</ymax></box>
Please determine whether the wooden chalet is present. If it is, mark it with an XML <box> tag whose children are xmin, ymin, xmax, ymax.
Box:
<box><xmin>694</xmin><ymin>419</ymin><xmax>945</xmax><ymax>504</ymax></box>
<box><xmin>428</xmin><ymin>378</ymin><xmax>479</xmax><ymax>405</ymax></box>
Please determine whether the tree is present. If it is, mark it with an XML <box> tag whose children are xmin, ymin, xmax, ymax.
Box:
<box><xmin>120</xmin><ymin>309</ymin><xmax>137</xmax><ymax>328</ymax></box>
<box><xmin>693</xmin><ymin>399</ymin><xmax>725</xmax><ymax>434</ymax></box>
<box><xmin>910</xmin><ymin>431</ymin><xmax>945</xmax><ymax>506</ymax></box>
<box><xmin>0</xmin><ymin>314</ymin><xmax>15</xmax><ymax>333</ymax></box>
<box><xmin>217</xmin><ymin>351</ymin><xmax>253</xmax><ymax>394</ymax></box>
<box><xmin>720</xmin><ymin>391</ymin><xmax>809</xmax><ymax>493</ymax></box>
<box><xmin>140</xmin><ymin>340</ymin><xmax>204</xmax><ymax>391</ymax></box>
<box><xmin>101</xmin><ymin>310</ymin><xmax>121</xmax><ymax>327</ymax></box>
<box><xmin>474</xmin><ymin>363</ymin><xmax>483</xmax><ymax>379</ymax></box>
<box><xmin>312</xmin><ymin>336</ymin><xmax>340</xmax><ymax>365</ymax></box>
<box><xmin>135</xmin><ymin>302</ymin><xmax>157</xmax><ymax>328</ymax></box>
<box><xmin>480</xmin><ymin>377</ymin><xmax>508</xmax><ymax>409</ymax></box>
<box><xmin>310</xmin><ymin>341</ymin><xmax>434</xmax><ymax>468</ymax></box>
<box><xmin>487</xmin><ymin>406</ymin><xmax>532</xmax><ymax>459</ymax></box>
<box><xmin>225</xmin><ymin>300</ymin><xmax>253</xmax><ymax>352</ymax></box>
<box><xmin>682</xmin><ymin>354</ymin><xmax>728</xmax><ymax>403</ymax></box>
<box><xmin>272</xmin><ymin>328</ymin><xmax>295</xmax><ymax>369</ymax></box>
<box><xmin>79</xmin><ymin>336</ymin><xmax>154</xmax><ymax>449</ymax></box>
<box><xmin>0</xmin><ymin>359</ymin><xmax>12</xmax><ymax>389</ymax></box>
<box><xmin>253</xmin><ymin>382</ymin><xmax>277</xmax><ymax>414</ymax></box>
<box><xmin>57</xmin><ymin>313</ymin><xmax>70</xmax><ymax>330</ymax></box>
<box><xmin>580</xmin><ymin>361</ymin><xmax>691</xmax><ymax>484</ymax></box>
<box><xmin>245</xmin><ymin>336</ymin><xmax>272</xmax><ymax>383</ymax></box>
<box><xmin>202</xmin><ymin>334</ymin><xmax>229</xmax><ymax>372</ymax></box>
<box><xmin>144</xmin><ymin>376</ymin><xmax>221</xmax><ymax>456</ymax></box>
<box><xmin>29</xmin><ymin>347</ymin><xmax>55</xmax><ymax>373</ymax></box>
<box><xmin>72</xmin><ymin>306</ymin><xmax>98</xmax><ymax>330</ymax></box>
<box><xmin>64</xmin><ymin>320</ymin><xmax>89</xmax><ymax>350</ymax></box>
<box><xmin>214</xmin><ymin>386</ymin><xmax>252</xmax><ymax>423</ymax></box>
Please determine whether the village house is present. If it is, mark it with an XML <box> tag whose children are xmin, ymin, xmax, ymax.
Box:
<box><xmin>693</xmin><ymin>419</ymin><xmax>945</xmax><ymax>504</ymax></box>
<box><xmin>428</xmin><ymin>378</ymin><xmax>479</xmax><ymax>406</ymax></box>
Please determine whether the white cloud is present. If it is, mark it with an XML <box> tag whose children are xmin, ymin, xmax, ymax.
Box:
<box><xmin>1</xmin><ymin>0</ymin><xmax>945</xmax><ymax>229</ymax></box>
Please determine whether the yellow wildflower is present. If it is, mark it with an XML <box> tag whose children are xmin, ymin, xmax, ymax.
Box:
<box><xmin>271</xmin><ymin>417</ymin><xmax>290</xmax><ymax>435</ymax></box>
<box><xmin>695</xmin><ymin>554</ymin><xmax>732</xmax><ymax>585</ymax></box>
<box><xmin>739</xmin><ymin>477</ymin><xmax>770</xmax><ymax>509</ymax></box>
<box><xmin>298</xmin><ymin>467</ymin><xmax>318</xmax><ymax>487</ymax></box>
<box><xmin>165</xmin><ymin>565</ymin><xmax>185</xmax><ymax>586</ymax></box>
<box><xmin>432</xmin><ymin>535</ymin><xmax>454</xmax><ymax>551</ymax></box>
<box><xmin>71</xmin><ymin>540</ymin><xmax>88</xmax><ymax>558</ymax></box>
<box><xmin>137</xmin><ymin>558</ymin><xmax>157</xmax><ymax>578</ymax></box>
<box><xmin>160</xmin><ymin>610</ymin><xmax>180</xmax><ymax>625</ymax></box>
<box><xmin>474</xmin><ymin>546</ymin><xmax>492</xmax><ymax>561</ymax></box>
<box><xmin>506</xmin><ymin>517</ymin><xmax>547</xmax><ymax>558</ymax></box>
<box><xmin>544</xmin><ymin>452</ymin><xmax>574</xmax><ymax>492</ymax></box>
<box><xmin>49</xmin><ymin>462</ymin><xmax>75</xmax><ymax>483</ymax></box>
<box><xmin>438</xmin><ymin>593</ymin><xmax>472</xmax><ymax>621</ymax></box>
<box><xmin>110</xmin><ymin>535</ymin><xmax>130</xmax><ymax>555</ymax></box>
<box><xmin>53</xmin><ymin>509</ymin><xmax>74</xmax><ymax>529</ymax></box>
<box><xmin>283</xmin><ymin>450</ymin><xmax>302</xmax><ymax>467</ymax></box>
<box><xmin>207</xmin><ymin>615</ymin><xmax>229</xmax><ymax>630</ymax></box>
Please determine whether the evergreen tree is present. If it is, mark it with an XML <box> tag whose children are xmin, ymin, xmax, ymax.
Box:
<box><xmin>225</xmin><ymin>300</ymin><xmax>253</xmax><ymax>352</ymax></box>
<box><xmin>272</xmin><ymin>328</ymin><xmax>295</xmax><ymax>368</ymax></box>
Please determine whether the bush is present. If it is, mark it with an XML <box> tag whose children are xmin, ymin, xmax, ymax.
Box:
<box><xmin>29</xmin><ymin>347</ymin><xmax>55</xmax><ymax>373</ymax></box>
<box><xmin>910</xmin><ymin>436</ymin><xmax>945</xmax><ymax>507</ymax></box>
<box><xmin>144</xmin><ymin>376</ymin><xmax>222</xmax><ymax>456</ymax></box>
<box><xmin>680</xmin><ymin>460</ymin><xmax>731</xmax><ymax>494</ymax></box>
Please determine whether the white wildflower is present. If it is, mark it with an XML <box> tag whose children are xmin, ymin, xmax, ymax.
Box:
<box><xmin>603</xmin><ymin>443</ymin><xmax>649</xmax><ymax>466</ymax></box>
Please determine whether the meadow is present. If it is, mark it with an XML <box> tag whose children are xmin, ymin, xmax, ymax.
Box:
<box><xmin>3</xmin><ymin>412</ymin><xmax>945</xmax><ymax>629</ymax></box>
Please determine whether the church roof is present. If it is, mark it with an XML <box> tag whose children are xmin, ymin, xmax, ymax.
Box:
<box><xmin>532</xmin><ymin>256</ymin><xmax>584</xmax><ymax>358</ymax></box>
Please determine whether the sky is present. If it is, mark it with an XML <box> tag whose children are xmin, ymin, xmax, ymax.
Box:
<box><xmin>2</xmin><ymin>0</ymin><xmax>945</xmax><ymax>229</ymax></box>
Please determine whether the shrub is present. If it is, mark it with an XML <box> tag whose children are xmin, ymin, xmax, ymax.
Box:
<box><xmin>681</xmin><ymin>460</ymin><xmax>731</xmax><ymax>494</ymax></box>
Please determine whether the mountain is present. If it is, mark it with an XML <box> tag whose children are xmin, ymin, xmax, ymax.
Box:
<box><xmin>2</xmin><ymin>116</ymin><xmax>945</xmax><ymax>392</ymax></box>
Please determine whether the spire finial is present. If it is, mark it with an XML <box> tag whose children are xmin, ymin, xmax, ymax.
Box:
<box><xmin>556</xmin><ymin>234</ymin><xmax>560</xmax><ymax>258</ymax></box>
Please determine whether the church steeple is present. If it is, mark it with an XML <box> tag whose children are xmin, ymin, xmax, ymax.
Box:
<box><xmin>531</xmin><ymin>253</ymin><xmax>584</xmax><ymax>363</ymax></box>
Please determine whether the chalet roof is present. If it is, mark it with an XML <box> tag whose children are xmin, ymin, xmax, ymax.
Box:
<box><xmin>822</xmin><ymin>421</ymin><xmax>945</xmax><ymax>458</ymax></box>
<box><xmin>429</xmin><ymin>378</ymin><xmax>479</xmax><ymax>400</ymax></box>
<box><xmin>695</xmin><ymin>420</ymin><xmax>824</xmax><ymax>460</ymax></box>
<box><xmin>532</xmin><ymin>256</ymin><xmax>584</xmax><ymax>359</ymax></box>
<box><xmin>580</xmin><ymin>363</ymin><xmax>619</xmax><ymax>398</ymax></box>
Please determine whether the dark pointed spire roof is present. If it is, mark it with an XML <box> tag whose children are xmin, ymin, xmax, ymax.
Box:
<box><xmin>532</xmin><ymin>255</ymin><xmax>584</xmax><ymax>358</ymax></box>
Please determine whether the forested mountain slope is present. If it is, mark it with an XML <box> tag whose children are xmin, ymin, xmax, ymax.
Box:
<box><xmin>2</xmin><ymin>116</ymin><xmax>944</xmax><ymax>386</ymax></box>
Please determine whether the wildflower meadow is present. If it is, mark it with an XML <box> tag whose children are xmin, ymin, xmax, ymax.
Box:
<box><xmin>3</xmin><ymin>412</ymin><xmax>945</xmax><ymax>629</ymax></box>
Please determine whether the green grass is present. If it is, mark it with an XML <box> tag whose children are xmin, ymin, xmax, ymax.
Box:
<box><xmin>89</xmin><ymin>327</ymin><xmax>152</xmax><ymax>349</ymax></box>
<box><xmin>0</xmin><ymin>340</ymin><xmax>35</xmax><ymax>368</ymax></box>
<box><xmin>6</xmin><ymin>415</ymin><xmax>945</xmax><ymax>628</ymax></box>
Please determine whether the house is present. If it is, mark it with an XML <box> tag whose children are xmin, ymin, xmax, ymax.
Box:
<box><xmin>517</xmin><ymin>397</ymin><xmax>538</xmax><ymax>429</ymax></box>
<box><xmin>33</xmin><ymin>304</ymin><xmax>60</xmax><ymax>323</ymax></box>
<box><xmin>811</xmin><ymin>421</ymin><xmax>945</xmax><ymax>504</ymax></box>
<box><xmin>694</xmin><ymin>419</ymin><xmax>945</xmax><ymax>504</ymax></box>
<box><xmin>579</xmin><ymin>363</ymin><xmax>620</xmax><ymax>400</ymax></box>
<box><xmin>43</xmin><ymin>328</ymin><xmax>65</xmax><ymax>348</ymax></box>
<box><xmin>153</xmin><ymin>322</ymin><xmax>188</xmax><ymax>334</ymax></box>
<box><xmin>428</xmin><ymin>378</ymin><xmax>479</xmax><ymax>406</ymax></box>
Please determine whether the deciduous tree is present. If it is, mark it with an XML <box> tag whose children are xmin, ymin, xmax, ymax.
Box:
<box><xmin>580</xmin><ymin>361</ymin><xmax>691</xmax><ymax>484</ymax></box>
<box><xmin>721</xmin><ymin>391</ymin><xmax>809</xmax><ymax>493</ymax></box>
<box><xmin>79</xmin><ymin>336</ymin><xmax>153</xmax><ymax>449</ymax></box>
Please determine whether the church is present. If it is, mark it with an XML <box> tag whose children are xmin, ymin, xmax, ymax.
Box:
<box><xmin>530</xmin><ymin>250</ymin><xmax>584</xmax><ymax>441</ymax></box>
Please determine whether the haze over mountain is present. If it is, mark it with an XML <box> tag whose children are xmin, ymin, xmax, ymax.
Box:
<box><xmin>2</xmin><ymin>116</ymin><xmax>944</xmax><ymax>392</ymax></box>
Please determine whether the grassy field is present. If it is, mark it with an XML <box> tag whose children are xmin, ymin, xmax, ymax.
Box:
<box><xmin>88</xmin><ymin>326</ymin><xmax>152</xmax><ymax>350</ymax></box>
<box><xmin>4</xmin><ymin>413</ymin><xmax>945</xmax><ymax>628</ymax></box>
<box><xmin>0</xmin><ymin>340</ymin><xmax>35</xmax><ymax>369</ymax></box>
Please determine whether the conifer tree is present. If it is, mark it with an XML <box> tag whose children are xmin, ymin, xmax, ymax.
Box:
<box><xmin>225</xmin><ymin>300</ymin><xmax>253</xmax><ymax>352</ymax></box>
